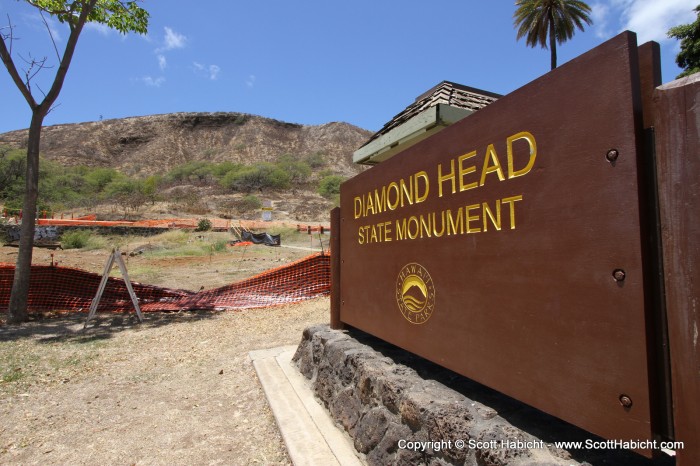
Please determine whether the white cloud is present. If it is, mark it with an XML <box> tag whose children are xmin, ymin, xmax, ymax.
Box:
<box><xmin>611</xmin><ymin>0</ymin><xmax>697</xmax><ymax>43</ymax></box>
<box><xmin>208</xmin><ymin>64</ymin><xmax>221</xmax><ymax>80</ymax></box>
<box><xmin>85</xmin><ymin>22</ymin><xmax>114</xmax><ymax>36</ymax></box>
<box><xmin>159</xmin><ymin>26</ymin><xmax>187</xmax><ymax>51</ymax></box>
<box><xmin>140</xmin><ymin>76</ymin><xmax>165</xmax><ymax>87</ymax></box>
<box><xmin>193</xmin><ymin>62</ymin><xmax>221</xmax><ymax>80</ymax></box>
<box><xmin>23</xmin><ymin>12</ymin><xmax>62</xmax><ymax>42</ymax></box>
<box><xmin>591</xmin><ymin>3</ymin><xmax>612</xmax><ymax>39</ymax></box>
<box><xmin>158</xmin><ymin>54</ymin><xmax>167</xmax><ymax>71</ymax></box>
<box><xmin>246</xmin><ymin>74</ymin><xmax>256</xmax><ymax>88</ymax></box>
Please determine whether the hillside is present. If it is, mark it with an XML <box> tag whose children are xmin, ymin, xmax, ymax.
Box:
<box><xmin>0</xmin><ymin>112</ymin><xmax>372</xmax><ymax>178</ymax></box>
<box><xmin>0</xmin><ymin>113</ymin><xmax>373</xmax><ymax>222</ymax></box>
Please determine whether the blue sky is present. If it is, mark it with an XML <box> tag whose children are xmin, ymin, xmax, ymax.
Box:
<box><xmin>0</xmin><ymin>0</ymin><xmax>696</xmax><ymax>134</ymax></box>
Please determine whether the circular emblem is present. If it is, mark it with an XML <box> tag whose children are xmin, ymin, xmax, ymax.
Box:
<box><xmin>396</xmin><ymin>263</ymin><xmax>436</xmax><ymax>324</ymax></box>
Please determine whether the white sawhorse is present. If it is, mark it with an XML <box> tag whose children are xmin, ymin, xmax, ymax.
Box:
<box><xmin>84</xmin><ymin>248</ymin><xmax>143</xmax><ymax>329</ymax></box>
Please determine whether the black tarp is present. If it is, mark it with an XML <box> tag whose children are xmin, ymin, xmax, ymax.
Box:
<box><xmin>241</xmin><ymin>231</ymin><xmax>281</xmax><ymax>246</ymax></box>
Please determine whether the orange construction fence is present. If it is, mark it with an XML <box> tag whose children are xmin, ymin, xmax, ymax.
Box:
<box><xmin>0</xmin><ymin>252</ymin><xmax>330</xmax><ymax>314</ymax></box>
<box><xmin>36</xmin><ymin>217</ymin><xmax>233</xmax><ymax>230</ymax></box>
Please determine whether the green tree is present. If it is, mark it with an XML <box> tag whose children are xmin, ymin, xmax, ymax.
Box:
<box><xmin>104</xmin><ymin>178</ymin><xmax>146</xmax><ymax>215</ymax></box>
<box><xmin>513</xmin><ymin>0</ymin><xmax>593</xmax><ymax>70</ymax></box>
<box><xmin>277</xmin><ymin>154</ymin><xmax>311</xmax><ymax>186</ymax></box>
<box><xmin>318</xmin><ymin>174</ymin><xmax>345</xmax><ymax>199</ymax></box>
<box><xmin>668</xmin><ymin>5</ymin><xmax>700</xmax><ymax>78</ymax></box>
<box><xmin>142</xmin><ymin>174</ymin><xmax>161</xmax><ymax>205</ymax></box>
<box><xmin>0</xmin><ymin>149</ymin><xmax>26</xmax><ymax>200</ymax></box>
<box><xmin>220</xmin><ymin>163</ymin><xmax>290</xmax><ymax>193</ymax></box>
<box><xmin>1</xmin><ymin>1</ymin><xmax>149</xmax><ymax>324</ymax></box>
<box><xmin>85</xmin><ymin>167</ymin><xmax>123</xmax><ymax>192</ymax></box>
<box><xmin>209</xmin><ymin>161</ymin><xmax>241</xmax><ymax>179</ymax></box>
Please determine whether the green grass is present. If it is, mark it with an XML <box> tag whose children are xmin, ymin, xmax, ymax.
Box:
<box><xmin>113</xmin><ymin>264</ymin><xmax>161</xmax><ymax>282</ymax></box>
<box><xmin>211</xmin><ymin>239</ymin><xmax>228</xmax><ymax>252</ymax></box>
<box><xmin>0</xmin><ymin>338</ymin><xmax>107</xmax><ymax>395</ymax></box>
<box><xmin>61</xmin><ymin>229</ymin><xmax>108</xmax><ymax>250</ymax></box>
<box><xmin>141</xmin><ymin>231</ymin><xmax>233</xmax><ymax>258</ymax></box>
<box><xmin>0</xmin><ymin>343</ymin><xmax>39</xmax><ymax>386</ymax></box>
<box><xmin>153</xmin><ymin>229</ymin><xmax>191</xmax><ymax>245</ymax></box>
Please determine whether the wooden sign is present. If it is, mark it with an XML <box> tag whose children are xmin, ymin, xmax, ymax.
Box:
<box><xmin>337</xmin><ymin>32</ymin><xmax>658</xmax><ymax>445</ymax></box>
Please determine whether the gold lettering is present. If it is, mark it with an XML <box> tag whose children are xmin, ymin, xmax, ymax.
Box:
<box><xmin>419</xmin><ymin>214</ymin><xmax>431</xmax><ymax>238</ymax></box>
<box><xmin>458</xmin><ymin>151</ymin><xmax>478</xmax><ymax>192</ymax></box>
<box><xmin>373</xmin><ymin>186</ymin><xmax>386</xmax><ymax>214</ymax></box>
<box><xmin>365</xmin><ymin>192</ymin><xmax>374</xmax><ymax>216</ymax></box>
<box><xmin>432</xmin><ymin>211</ymin><xmax>445</xmax><ymax>237</ymax></box>
<box><xmin>415</xmin><ymin>171</ymin><xmax>429</xmax><ymax>203</ymax></box>
<box><xmin>408</xmin><ymin>216</ymin><xmax>419</xmax><ymax>240</ymax></box>
<box><xmin>387</xmin><ymin>182</ymin><xmax>400</xmax><ymax>210</ymax></box>
<box><xmin>466</xmin><ymin>204</ymin><xmax>481</xmax><ymax>233</ymax></box>
<box><xmin>400</xmin><ymin>178</ymin><xmax>413</xmax><ymax>208</ymax></box>
<box><xmin>396</xmin><ymin>218</ymin><xmax>407</xmax><ymax>240</ymax></box>
<box><xmin>502</xmin><ymin>195</ymin><xmax>523</xmax><ymax>229</ymax></box>
<box><xmin>438</xmin><ymin>160</ymin><xmax>456</xmax><ymax>197</ymax></box>
<box><xmin>446</xmin><ymin>208</ymin><xmax>464</xmax><ymax>236</ymax></box>
<box><xmin>370</xmin><ymin>224</ymin><xmax>378</xmax><ymax>243</ymax></box>
<box><xmin>482</xmin><ymin>200</ymin><xmax>501</xmax><ymax>232</ymax></box>
<box><xmin>383</xmin><ymin>221</ymin><xmax>392</xmax><ymax>242</ymax></box>
<box><xmin>507</xmin><ymin>131</ymin><xmax>537</xmax><ymax>179</ymax></box>
<box><xmin>480</xmin><ymin>144</ymin><xmax>506</xmax><ymax>186</ymax></box>
<box><xmin>354</xmin><ymin>197</ymin><xmax>362</xmax><ymax>219</ymax></box>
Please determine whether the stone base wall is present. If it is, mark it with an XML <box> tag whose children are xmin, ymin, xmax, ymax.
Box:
<box><xmin>1</xmin><ymin>224</ymin><xmax>179</xmax><ymax>243</ymax></box>
<box><xmin>293</xmin><ymin>325</ymin><xmax>669</xmax><ymax>466</ymax></box>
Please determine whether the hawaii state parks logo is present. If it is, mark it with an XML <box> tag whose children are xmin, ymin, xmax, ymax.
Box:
<box><xmin>396</xmin><ymin>263</ymin><xmax>436</xmax><ymax>324</ymax></box>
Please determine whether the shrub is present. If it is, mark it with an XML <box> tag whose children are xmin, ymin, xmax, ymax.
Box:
<box><xmin>219</xmin><ymin>163</ymin><xmax>290</xmax><ymax>192</ymax></box>
<box><xmin>61</xmin><ymin>230</ymin><xmax>92</xmax><ymax>249</ymax></box>
<box><xmin>236</xmin><ymin>194</ymin><xmax>263</xmax><ymax>213</ymax></box>
<box><xmin>142</xmin><ymin>175</ymin><xmax>162</xmax><ymax>204</ymax></box>
<box><xmin>318</xmin><ymin>175</ymin><xmax>345</xmax><ymax>198</ymax></box>
<box><xmin>304</xmin><ymin>152</ymin><xmax>326</xmax><ymax>168</ymax></box>
<box><xmin>170</xmin><ymin>188</ymin><xmax>209</xmax><ymax>215</ymax></box>
<box><xmin>196</xmin><ymin>218</ymin><xmax>212</xmax><ymax>231</ymax></box>
<box><xmin>211</xmin><ymin>239</ymin><xmax>228</xmax><ymax>252</ymax></box>
<box><xmin>210</xmin><ymin>161</ymin><xmax>241</xmax><ymax>179</ymax></box>
<box><xmin>85</xmin><ymin>168</ymin><xmax>123</xmax><ymax>192</ymax></box>
<box><xmin>104</xmin><ymin>179</ymin><xmax>147</xmax><ymax>215</ymax></box>
<box><xmin>278</xmin><ymin>154</ymin><xmax>311</xmax><ymax>185</ymax></box>
<box><xmin>165</xmin><ymin>161</ymin><xmax>215</xmax><ymax>185</ymax></box>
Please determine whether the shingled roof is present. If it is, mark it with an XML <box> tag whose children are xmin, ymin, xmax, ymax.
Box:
<box><xmin>354</xmin><ymin>81</ymin><xmax>501</xmax><ymax>165</ymax></box>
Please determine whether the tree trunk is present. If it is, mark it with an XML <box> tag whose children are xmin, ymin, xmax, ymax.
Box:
<box><xmin>549</xmin><ymin>14</ymin><xmax>557</xmax><ymax>70</ymax></box>
<box><xmin>7</xmin><ymin>111</ymin><xmax>44</xmax><ymax>324</ymax></box>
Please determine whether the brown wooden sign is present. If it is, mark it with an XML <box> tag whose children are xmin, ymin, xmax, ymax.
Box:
<box><xmin>338</xmin><ymin>32</ymin><xmax>658</xmax><ymax>445</ymax></box>
<box><xmin>654</xmin><ymin>75</ymin><xmax>700</xmax><ymax>466</ymax></box>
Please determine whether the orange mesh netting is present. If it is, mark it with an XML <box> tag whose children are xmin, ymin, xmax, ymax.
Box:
<box><xmin>35</xmin><ymin>218</ymin><xmax>232</xmax><ymax>229</ymax></box>
<box><xmin>0</xmin><ymin>253</ymin><xmax>330</xmax><ymax>314</ymax></box>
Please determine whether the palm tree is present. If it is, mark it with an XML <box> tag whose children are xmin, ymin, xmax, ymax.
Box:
<box><xmin>514</xmin><ymin>0</ymin><xmax>593</xmax><ymax>70</ymax></box>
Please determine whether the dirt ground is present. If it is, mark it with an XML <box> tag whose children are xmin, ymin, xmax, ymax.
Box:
<box><xmin>0</xmin><ymin>231</ymin><xmax>332</xmax><ymax>465</ymax></box>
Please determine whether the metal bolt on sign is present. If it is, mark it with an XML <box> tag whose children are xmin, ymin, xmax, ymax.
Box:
<box><xmin>606</xmin><ymin>149</ymin><xmax>619</xmax><ymax>163</ymax></box>
<box><xmin>613</xmin><ymin>269</ymin><xmax>626</xmax><ymax>282</ymax></box>
<box><xmin>619</xmin><ymin>395</ymin><xmax>633</xmax><ymax>408</ymax></box>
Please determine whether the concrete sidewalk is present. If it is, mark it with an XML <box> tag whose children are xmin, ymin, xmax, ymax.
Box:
<box><xmin>250</xmin><ymin>346</ymin><xmax>364</xmax><ymax>466</ymax></box>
